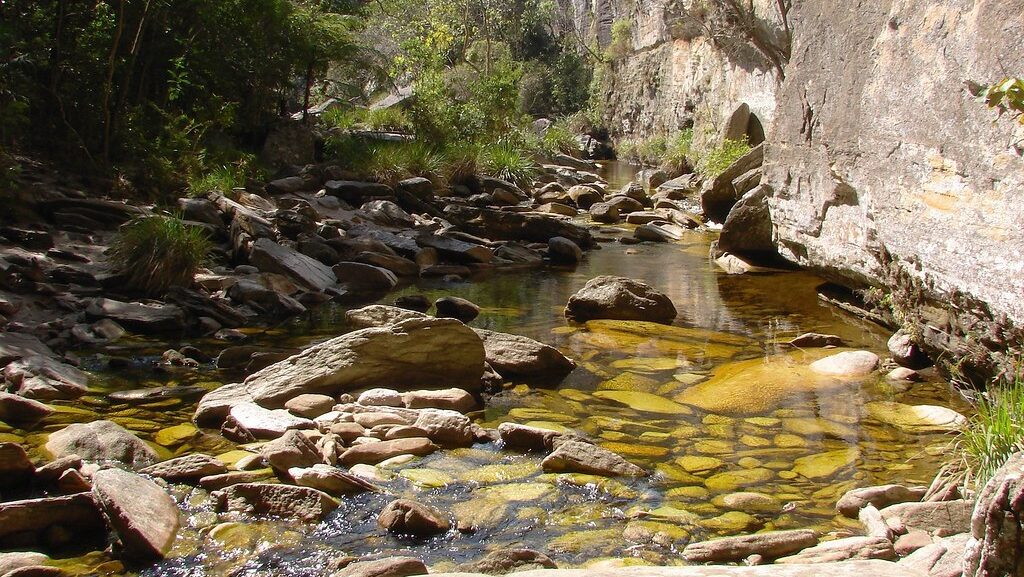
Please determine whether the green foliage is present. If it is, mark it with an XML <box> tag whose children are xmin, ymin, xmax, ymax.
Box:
<box><xmin>618</xmin><ymin>136</ymin><xmax>667</xmax><ymax>166</ymax></box>
<box><xmin>980</xmin><ymin>77</ymin><xmax>1024</xmax><ymax>125</ymax></box>
<box><xmin>322</xmin><ymin>107</ymin><xmax>361</xmax><ymax>131</ymax></box>
<box><xmin>363</xmin><ymin>107</ymin><xmax>412</xmax><ymax>132</ymax></box>
<box><xmin>662</xmin><ymin>129</ymin><xmax>694</xmax><ymax>175</ymax></box>
<box><xmin>108</xmin><ymin>214</ymin><xmax>212</xmax><ymax>297</ymax></box>
<box><xmin>541</xmin><ymin>123</ymin><xmax>579</xmax><ymax>156</ymax></box>
<box><xmin>605</xmin><ymin>19</ymin><xmax>632</xmax><ymax>61</ymax></box>
<box><xmin>957</xmin><ymin>366</ymin><xmax>1024</xmax><ymax>489</ymax></box>
<box><xmin>478</xmin><ymin>140</ymin><xmax>538</xmax><ymax>187</ymax></box>
<box><xmin>698</xmin><ymin>138</ymin><xmax>752</xmax><ymax>178</ymax></box>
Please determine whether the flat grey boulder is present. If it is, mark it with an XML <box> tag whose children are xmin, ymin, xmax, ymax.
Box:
<box><xmin>541</xmin><ymin>439</ymin><xmax>644</xmax><ymax>477</ymax></box>
<box><xmin>92</xmin><ymin>468</ymin><xmax>179</xmax><ymax>561</ymax></box>
<box><xmin>426</xmin><ymin>561</ymin><xmax>924</xmax><ymax>577</ymax></box>
<box><xmin>214</xmin><ymin>483</ymin><xmax>338</xmax><ymax>522</ymax></box>
<box><xmin>250</xmin><ymin>238</ymin><xmax>337</xmax><ymax>292</ymax></box>
<box><xmin>345</xmin><ymin>305</ymin><xmax>427</xmax><ymax>329</ymax></box>
<box><xmin>85</xmin><ymin>298</ymin><xmax>185</xmax><ymax>333</ymax></box>
<box><xmin>474</xmin><ymin>329</ymin><xmax>576</xmax><ymax>382</ymax></box>
<box><xmin>194</xmin><ymin>317</ymin><xmax>486</xmax><ymax>425</ymax></box>
<box><xmin>682</xmin><ymin>529</ymin><xmax>818</xmax><ymax>562</ymax></box>
<box><xmin>564</xmin><ymin>276</ymin><xmax>677</xmax><ymax>324</ymax></box>
<box><xmin>775</xmin><ymin>536</ymin><xmax>896</xmax><ymax>563</ymax></box>
<box><xmin>46</xmin><ymin>420</ymin><xmax>158</xmax><ymax>468</ymax></box>
<box><xmin>227</xmin><ymin>402</ymin><xmax>316</xmax><ymax>439</ymax></box>
<box><xmin>140</xmin><ymin>454</ymin><xmax>227</xmax><ymax>482</ymax></box>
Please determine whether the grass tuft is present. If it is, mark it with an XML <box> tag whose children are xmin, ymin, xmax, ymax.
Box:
<box><xmin>956</xmin><ymin>368</ymin><xmax>1024</xmax><ymax>489</ymax></box>
<box><xmin>108</xmin><ymin>214</ymin><xmax>212</xmax><ymax>297</ymax></box>
<box><xmin>697</xmin><ymin>138</ymin><xmax>752</xmax><ymax>179</ymax></box>
<box><xmin>478</xmin><ymin>140</ymin><xmax>538</xmax><ymax>188</ymax></box>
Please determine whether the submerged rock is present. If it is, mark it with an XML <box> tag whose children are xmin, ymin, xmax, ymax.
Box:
<box><xmin>91</xmin><ymin>468</ymin><xmax>180</xmax><ymax>561</ymax></box>
<box><xmin>809</xmin><ymin>350</ymin><xmax>880</xmax><ymax>377</ymax></box>
<box><xmin>865</xmin><ymin>402</ymin><xmax>967</xmax><ymax>433</ymax></box>
<box><xmin>792</xmin><ymin>449</ymin><xmax>860</xmax><ymax>480</ymax></box>
<box><xmin>564</xmin><ymin>276</ymin><xmax>677</xmax><ymax>324</ymax></box>
<box><xmin>457</xmin><ymin>549</ymin><xmax>557</xmax><ymax>574</ymax></box>
<box><xmin>331</xmin><ymin>557</ymin><xmax>428</xmax><ymax>577</ymax></box>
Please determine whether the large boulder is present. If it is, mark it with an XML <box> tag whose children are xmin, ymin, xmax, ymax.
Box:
<box><xmin>3</xmin><ymin>356</ymin><xmax>88</xmax><ymax>400</ymax></box>
<box><xmin>474</xmin><ymin>329</ymin><xmax>575</xmax><ymax>382</ymax></box>
<box><xmin>260</xmin><ymin>429</ymin><xmax>323</xmax><ymax>471</ymax></box>
<box><xmin>964</xmin><ymin>451</ymin><xmax>1024</xmax><ymax>577</ymax></box>
<box><xmin>194</xmin><ymin>317</ymin><xmax>486</xmax><ymax>425</ymax></box>
<box><xmin>45</xmin><ymin>420</ymin><xmax>158</xmax><ymax>468</ymax></box>
<box><xmin>227</xmin><ymin>402</ymin><xmax>316</xmax><ymax>439</ymax></box>
<box><xmin>775</xmin><ymin>536</ymin><xmax>896</xmax><ymax>564</ymax></box>
<box><xmin>0</xmin><ymin>391</ymin><xmax>53</xmax><ymax>422</ymax></box>
<box><xmin>564</xmin><ymin>276</ymin><xmax>677</xmax><ymax>324</ymax></box>
<box><xmin>91</xmin><ymin>468</ymin><xmax>180</xmax><ymax>561</ymax></box>
<box><xmin>836</xmin><ymin>484</ymin><xmax>928</xmax><ymax>518</ymax></box>
<box><xmin>700</xmin><ymin>143</ymin><xmax>763</xmax><ymax>223</ymax></box>
<box><xmin>339</xmin><ymin>437</ymin><xmax>438</xmax><ymax>466</ymax></box>
<box><xmin>880</xmin><ymin>500</ymin><xmax>974</xmax><ymax>535</ymax></box>
<box><xmin>249</xmin><ymin>238</ymin><xmax>337</xmax><ymax>292</ymax></box>
<box><xmin>718</xmin><ymin>185</ymin><xmax>776</xmax><ymax>259</ymax></box>
<box><xmin>446</xmin><ymin>206</ymin><xmax>594</xmax><ymax>248</ymax></box>
<box><xmin>345</xmin><ymin>305</ymin><xmax>427</xmax><ymax>329</ymax></box>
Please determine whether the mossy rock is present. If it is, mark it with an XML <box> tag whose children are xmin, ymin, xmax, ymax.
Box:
<box><xmin>154</xmin><ymin>423</ymin><xmax>200</xmax><ymax>447</ymax></box>
<box><xmin>452</xmin><ymin>497</ymin><xmax>508</xmax><ymax>529</ymax></box>
<box><xmin>711</xmin><ymin>491</ymin><xmax>782</xmax><ymax>514</ymax></box>
<box><xmin>593</xmin><ymin>390</ymin><xmax>692</xmax><ymax>415</ymax></box>
<box><xmin>865</xmin><ymin>401</ymin><xmax>967</xmax><ymax>433</ymax></box>
<box><xmin>524</xmin><ymin>421</ymin><xmax>574</xmax><ymax>433</ymax></box>
<box><xmin>599</xmin><ymin>441</ymin><xmax>669</xmax><ymax>458</ymax></box>
<box><xmin>705</xmin><ymin>467</ymin><xmax>775</xmax><ymax>491</ymax></box>
<box><xmin>460</xmin><ymin>462</ymin><xmax>537</xmax><ymax>484</ymax></box>
<box><xmin>477</xmin><ymin>482</ymin><xmax>554</xmax><ymax>502</ymax></box>
<box><xmin>640</xmin><ymin>505</ymin><xmax>701</xmax><ymax>524</ymax></box>
<box><xmin>548</xmin><ymin>528</ymin><xmax>622</xmax><ymax>553</ymax></box>
<box><xmin>773</xmin><ymin>433</ymin><xmax>808</xmax><ymax>448</ymax></box>
<box><xmin>673</xmin><ymin>350</ymin><xmax>861</xmax><ymax>416</ymax></box>
<box><xmin>541</xmin><ymin>473</ymin><xmax>639</xmax><ymax>498</ymax></box>
<box><xmin>675</xmin><ymin>455</ymin><xmax>724</xmax><ymax>473</ymax></box>
<box><xmin>625</xmin><ymin>519</ymin><xmax>691</xmax><ymax>542</ymax></box>
<box><xmin>584</xmin><ymin>320</ymin><xmax>752</xmax><ymax>346</ymax></box>
<box><xmin>507</xmin><ymin>407</ymin><xmax>575</xmax><ymax>423</ymax></box>
<box><xmin>739</xmin><ymin>434</ymin><xmax>771</xmax><ymax>448</ymax></box>
<box><xmin>693</xmin><ymin>440</ymin><xmax>733</xmax><ymax>455</ymax></box>
<box><xmin>654</xmin><ymin>463</ymin><xmax>704</xmax><ymax>484</ymax></box>
<box><xmin>559</xmin><ymin>389</ymin><xmax>592</xmax><ymax>402</ymax></box>
<box><xmin>598</xmin><ymin>372</ymin><xmax>661</xmax><ymax>392</ymax></box>
<box><xmin>665</xmin><ymin>486</ymin><xmax>711</xmax><ymax>500</ymax></box>
<box><xmin>705</xmin><ymin>510</ymin><xmax>759</xmax><ymax>532</ymax></box>
<box><xmin>792</xmin><ymin>448</ymin><xmax>861</xmax><ymax>480</ymax></box>
<box><xmin>399</xmin><ymin>468</ymin><xmax>454</xmax><ymax>488</ymax></box>
<box><xmin>611</xmin><ymin>357</ymin><xmax>688</xmax><ymax>373</ymax></box>
<box><xmin>781</xmin><ymin>417</ymin><xmax>857</xmax><ymax>439</ymax></box>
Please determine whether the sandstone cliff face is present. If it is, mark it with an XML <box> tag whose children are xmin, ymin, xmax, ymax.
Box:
<box><xmin>764</xmin><ymin>0</ymin><xmax>1024</xmax><ymax>375</ymax></box>
<box><xmin>559</xmin><ymin>0</ymin><xmax>785</xmax><ymax>143</ymax></box>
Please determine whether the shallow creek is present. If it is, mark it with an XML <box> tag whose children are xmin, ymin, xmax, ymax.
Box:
<box><xmin>9</xmin><ymin>163</ymin><xmax>970</xmax><ymax>576</ymax></box>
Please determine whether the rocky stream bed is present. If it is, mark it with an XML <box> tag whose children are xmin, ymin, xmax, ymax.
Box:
<box><xmin>0</xmin><ymin>158</ymin><xmax>1006</xmax><ymax>577</ymax></box>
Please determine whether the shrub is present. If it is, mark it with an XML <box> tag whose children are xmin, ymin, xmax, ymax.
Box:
<box><xmin>605</xmin><ymin>19</ymin><xmax>632</xmax><ymax>61</ymax></box>
<box><xmin>698</xmin><ymin>138</ymin><xmax>752</xmax><ymax>179</ymax></box>
<box><xmin>440</xmin><ymin>142</ymin><xmax>481</xmax><ymax>186</ymax></box>
<box><xmin>956</xmin><ymin>367</ymin><xmax>1024</xmax><ymax>489</ymax></box>
<box><xmin>478</xmin><ymin>140</ymin><xmax>538</xmax><ymax>187</ymax></box>
<box><xmin>363</xmin><ymin>107</ymin><xmax>412</xmax><ymax>132</ymax></box>
<box><xmin>541</xmin><ymin>123</ymin><xmax>578</xmax><ymax>157</ymax></box>
<box><xmin>617</xmin><ymin>136</ymin><xmax>667</xmax><ymax>166</ymax></box>
<box><xmin>321</xmin><ymin>107</ymin><xmax>361</xmax><ymax>131</ymax></box>
<box><xmin>662</xmin><ymin>129</ymin><xmax>694</xmax><ymax>175</ymax></box>
<box><xmin>108</xmin><ymin>214</ymin><xmax>212</xmax><ymax>296</ymax></box>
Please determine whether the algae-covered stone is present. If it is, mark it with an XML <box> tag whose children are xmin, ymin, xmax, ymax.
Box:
<box><xmin>593</xmin><ymin>390</ymin><xmax>691</xmax><ymax>414</ymax></box>
<box><xmin>477</xmin><ymin>483</ymin><xmax>554</xmax><ymax>502</ymax></box>
<box><xmin>705</xmin><ymin>511</ymin><xmax>758</xmax><ymax>532</ymax></box>
<box><xmin>460</xmin><ymin>462</ymin><xmax>537</xmax><ymax>484</ymax></box>
<box><xmin>610</xmin><ymin>357</ymin><xmax>686</xmax><ymax>373</ymax></box>
<box><xmin>705</xmin><ymin>468</ymin><xmax>775</xmax><ymax>491</ymax></box>
<box><xmin>676</xmin><ymin>455</ymin><xmax>724</xmax><ymax>473</ymax></box>
<box><xmin>673</xmin><ymin>350</ymin><xmax>861</xmax><ymax>416</ymax></box>
<box><xmin>865</xmin><ymin>402</ymin><xmax>967</xmax><ymax>433</ymax></box>
<box><xmin>693</xmin><ymin>440</ymin><xmax>733</xmax><ymax>455</ymax></box>
<box><xmin>545</xmin><ymin>473</ymin><xmax>638</xmax><ymax>498</ymax></box>
<box><xmin>781</xmin><ymin>418</ymin><xmax>857</xmax><ymax>439</ymax></box>
<box><xmin>548</xmin><ymin>528</ymin><xmax>622</xmax><ymax>554</ymax></box>
<box><xmin>451</xmin><ymin>497</ymin><xmax>508</xmax><ymax>530</ymax></box>
<box><xmin>399</xmin><ymin>468</ymin><xmax>454</xmax><ymax>489</ymax></box>
<box><xmin>599</xmin><ymin>441</ymin><xmax>669</xmax><ymax>458</ymax></box>
<box><xmin>792</xmin><ymin>449</ymin><xmax>861</xmax><ymax>480</ymax></box>
<box><xmin>154</xmin><ymin>423</ymin><xmax>200</xmax><ymax>447</ymax></box>
<box><xmin>773</xmin><ymin>434</ymin><xmax>808</xmax><ymax>448</ymax></box>
<box><xmin>598</xmin><ymin>373</ymin><xmax>660</xmax><ymax>392</ymax></box>
<box><xmin>666</xmin><ymin>486</ymin><xmax>711</xmax><ymax>500</ymax></box>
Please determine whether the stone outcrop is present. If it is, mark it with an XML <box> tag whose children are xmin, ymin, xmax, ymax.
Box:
<box><xmin>45</xmin><ymin>420</ymin><xmax>158</xmax><ymax>468</ymax></box>
<box><xmin>964</xmin><ymin>451</ymin><xmax>1024</xmax><ymax>577</ymax></box>
<box><xmin>91</xmin><ymin>468</ymin><xmax>180</xmax><ymax>561</ymax></box>
<box><xmin>763</xmin><ymin>1</ymin><xmax>1024</xmax><ymax>379</ymax></box>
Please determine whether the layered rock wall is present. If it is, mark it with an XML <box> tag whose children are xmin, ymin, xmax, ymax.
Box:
<box><xmin>764</xmin><ymin>0</ymin><xmax>1024</xmax><ymax>376</ymax></box>
<box><xmin>558</xmin><ymin>0</ymin><xmax>785</xmax><ymax>144</ymax></box>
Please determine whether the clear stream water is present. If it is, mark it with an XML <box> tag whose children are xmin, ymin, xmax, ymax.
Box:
<box><xmin>7</xmin><ymin>163</ymin><xmax>969</xmax><ymax>576</ymax></box>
